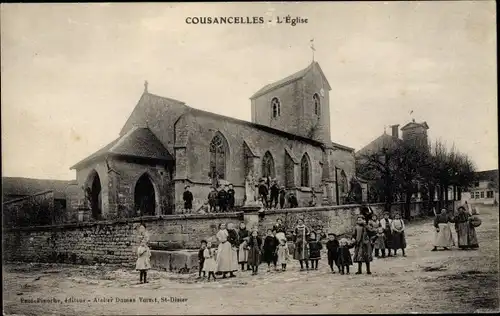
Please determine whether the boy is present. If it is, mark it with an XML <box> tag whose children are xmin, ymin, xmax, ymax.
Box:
<box><xmin>208</xmin><ymin>187</ymin><xmax>218</xmax><ymax>212</ymax></box>
<box><xmin>183</xmin><ymin>185</ymin><xmax>194</xmax><ymax>213</ymax></box>
<box><xmin>326</xmin><ymin>233</ymin><xmax>340</xmax><ymax>273</ymax></box>
<box><xmin>198</xmin><ymin>240</ymin><xmax>207</xmax><ymax>278</ymax></box>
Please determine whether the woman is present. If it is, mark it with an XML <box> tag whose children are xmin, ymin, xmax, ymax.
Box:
<box><xmin>468</xmin><ymin>207</ymin><xmax>480</xmax><ymax>249</ymax></box>
<box><xmin>293</xmin><ymin>218</ymin><xmax>310</xmax><ymax>271</ymax></box>
<box><xmin>216</xmin><ymin>223</ymin><xmax>235</xmax><ymax>278</ymax></box>
<box><xmin>226</xmin><ymin>223</ymin><xmax>240</xmax><ymax>276</ymax></box>
<box><xmin>432</xmin><ymin>209</ymin><xmax>453</xmax><ymax>251</ymax></box>
<box><xmin>454</xmin><ymin>206</ymin><xmax>478</xmax><ymax>249</ymax></box>
<box><xmin>237</xmin><ymin>222</ymin><xmax>250</xmax><ymax>270</ymax></box>
<box><xmin>352</xmin><ymin>216</ymin><xmax>372</xmax><ymax>274</ymax></box>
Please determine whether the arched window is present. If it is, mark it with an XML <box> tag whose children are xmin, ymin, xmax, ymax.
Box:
<box><xmin>134</xmin><ymin>173</ymin><xmax>156</xmax><ymax>216</ymax></box>
<box><xmin>209</xmin><ymin>132</ymin><xmax>228</xmax><ymax>185</ymax></box>
<box><xmin>261</xmin><ymin>151</ymin><xmax>275</xmax><ymax>179</ymax></box>
<box><xmin>271</xmin><ymin>97</ymin><xmax>280</xmax><ymax>118</ymax></box>
<box><xmin>300</xmin><ymin>153</ymin><xmax>311</xmax><ymax>187</ymax></box>
<box><xmin>313</xmin><ymin>93</ymin><xmax>321</xmax><ymax>115</ymax></box>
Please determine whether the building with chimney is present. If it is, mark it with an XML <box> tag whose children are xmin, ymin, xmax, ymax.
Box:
<box><xmin>68</xmin><ymin>61</ymin><xmax>357</xmax><ymax>219</ymax></box>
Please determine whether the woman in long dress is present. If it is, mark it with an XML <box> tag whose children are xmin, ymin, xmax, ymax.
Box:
<box><xmin>468</xmin><ymin>207</ymin><xmax>480</xmax><ymax>249</ymax></box>
<box><xmin>215</xmin><ymin>223</ymin><xmax>235</xmax><ymax>278</ymax></box>
<box><xmin>293</xmin><ymin>218</ymin><xmax>310</xmax><ymax>271</ymax></box>
<box><xmin>226</xmin><ymin>223</ymin><xmax>240</xmax><ymax>275</ymax></box>
<box><xmin>432</xmin><ymin>209</ymin><xmax>454</xmax><ymax>251</ymax></box>
<box><xmin>391</xmin><ymin>213</ymin><xmax>407</xmax><ymax>257</ymax></box>
<box><xmin>454</xmin><ymin>206</ymin><xmax>479</xmax><ymax>249</ymax></box>
<box><xmin>352</xmin><ymin>216</ymin><xmax>372</xmax><ymax>274</ymax></box>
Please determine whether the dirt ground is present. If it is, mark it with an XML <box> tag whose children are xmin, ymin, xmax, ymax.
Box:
<box><xmin>3</xmin><ymin>205</ymin><xmax>499</xmax><ymax>315</ymax></box>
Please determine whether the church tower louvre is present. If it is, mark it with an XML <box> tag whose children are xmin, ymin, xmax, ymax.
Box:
<box><xmin>249</xmin><ymin>61</ymin><xmax>332</xmax><ymax>146</ymax></box>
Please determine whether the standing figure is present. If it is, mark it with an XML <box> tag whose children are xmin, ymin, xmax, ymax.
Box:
<box><xmin>273</xmin><ymin>218</ymin><xmax>287</xmax><ymax>243</ymax></box>
<box><xmin>391</xmin><ymin>213</ymin><xmax>407</xmax><ymax>256</ymax></box>
<box><xmin>208</xmin><ymin>187</ymin><xmax>218</xmax><ymax>213</ymax></box>
<box><xmin>202</xmin><ymin>241</ymin><xmax>217</xmax><ymax>281</ymax></box>
<box><xmin>247</xmin><ymin>230</ymin><xmax>262</xmax><ymax>275</ymax></box>
<box><xmin>227</xmin><ymin>184</ymin><xmax>236</xmax><ymax>211</ymax></box>
<box><xmin>237</xmin><ymin>222</ymin><xmax>250</xmax><ymax>271</ymax></box>
<box><xmin>308</xmin><ymin>191</ymin><xmax>317</xmax><ymax>207</ymax></box>
<box><xmin>258</xmin><ymin>180</ymin><xmax>269</xmax><ymax>209</ymax></box>
<box><xmin>352</xmin><ymin>216</ymin><xmax>373</xmax><ymax>275</ymax></box>
<box><xmin>218</xmin><ymin>186</ymin><xmax>228</xmax><ymax>212</ymax></box>
<box><xmin>366</xmin><ymin>214</ymin><xmax>379</xmax><ymax>253</ymax></box>
<box><xmin>308</xmin><ymin>232</ymin><xmax>322</xmax><ymax>270</ymax></box>
<box><xmin>136</xmin><ymin>238</ymin><xmax>151</xmax><ymax>284</ymax></box>
<box><xmin>183</xmin><ymin>185</ymin><xmax>194</xmax><ymax>213</ymax></box>
<box><xmin>276</xmin><ymin>238</ymin><xmax>290</xmax><ymax>271</ymax></box>
<box><xmin>288</xmin><ymin>193</ymin><xmax>299</xmax><ymax>208</ymax></box>
<box><xmin>336</xmin><ymin>238</ymin><xmax>354</xmax><ymax>274</ymax></box>
<box><xmin>279</xmin><ymin>186</ymin><xmax>287</xmax><ymax>209</ymax></box>
<box><xmin>270</xmin><ymin>180</ymin><xmax>280</xmax><ymax>209</ymax></box>
<box><xmin>215</xmin><ymin>223</ymin><xmax>234</xmax><ymax>278</ymax></box>
<box><xmin>432</xmin><ymin>208</ymin><xmax>453</xmax><ymax>251</ymax></box>
<box><xmin>293</xmin><ymin>218</ymin><xmax>310</xmax><ymax>271</ymax></box>
<box><xmin>262</xmin><ymin>229</ymin><xmax>279</xmax><ymax>272</ymax></box>
<box><xmin>379</xmin><ymin>212</ymin><xmax>393</xmax><ymax>257</ymax></box>
<box><xmin>198</xmin><ymin>240</ymin><xmax>207</xmax><ymax>278</ymax></box>
<box><xmin>454</xmin><ymin>206</ymin><xmax>479</xmax><ymax>249</ymax></box>
<box><xmin>373</xmin><ymin>227</ymin><xmax>386</xmax><ymax>258</ymax></box>
<box><xmin>326</xmin><ymin>233</ymin><xmax>340</xmax><ymax>273</ymax></box>
<box><xmin>226</xmin><ymin>223</ymin><xmax>240</xmax><ymax>276</ymax></box>
<box><xmin>467</xmin><ymin>207</ymin><xmax>480</xmax><ymax>249</ymax></box>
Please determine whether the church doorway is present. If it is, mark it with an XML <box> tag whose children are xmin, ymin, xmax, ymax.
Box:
<box><xmin>134</xmin><ymin>173</ymin><xmax>156</xmax><ymax>216</ymax></box>
<box><xmin>87</xmin><ymin>170</ymin><xmax>102</xmax><ymax>220</ymax></box>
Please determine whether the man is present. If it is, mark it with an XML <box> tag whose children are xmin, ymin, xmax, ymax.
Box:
<box><xmin>258</xmin><ymin>179</ymin><xmax>269</xmax><ymax>209</ymax></box>
<box><xmin>227</xmin><ymin>184</ymin><xmax>236</xmax><ymax>211</ymax></box>
<box><xmin>218</xmin><ymin>186</ymin><xmax>228</xmax><ymax>212</ymax></box>
<box><xmin>269</xmin><ymin>180</ymin><xmax>280</xmax><ymax>209</ymax></box>
<box><xmin>183</xmin><ymin>185</ymin><xmax>194</xmax><ymax>213</ymax></box>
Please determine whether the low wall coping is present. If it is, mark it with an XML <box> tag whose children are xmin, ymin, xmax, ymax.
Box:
<box><xmin>3</xmin><ymin>212</ymin><xmax>244</xmax><ymax>232</ymax></box>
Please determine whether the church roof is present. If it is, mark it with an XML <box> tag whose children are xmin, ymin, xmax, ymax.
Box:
<box><xmin>250</xmin><ymin>61</ymin><xmax>332</xmax><ymax>100</ymax></box>
<box><xmin>356</xmin><ymin>133</ymin><xmax>402</xmax><ymax>157</ymax></box>
<box><xmin>401</xmin><ymin>121</ymin><xmax>429</xmax><ymax>130</ymax></box>
<box><xmin>2</xmin><ymin>177</ymin><xmax>72</xmax><ymax>200</ymax></box>
<box><xmin>70</xmin><ymin>127</ymin><xmax>173</xmax><ymax>170</ymax></box>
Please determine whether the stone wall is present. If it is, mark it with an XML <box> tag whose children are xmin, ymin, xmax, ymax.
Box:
<box><xmin>3</xmin><ymin>212</ymin><xmax>242</xmax><ymax>265</ymax></box>
<box><xmin>3</xmin><ymin>190</ymin><xmax>56</xmax><ymax>227</ymax></box>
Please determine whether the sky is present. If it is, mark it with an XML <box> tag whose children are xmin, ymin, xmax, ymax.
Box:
<box><xmin>1</xmin><ymin>2</ymin><xmax>497</xmax><ymax>180</ymax></box>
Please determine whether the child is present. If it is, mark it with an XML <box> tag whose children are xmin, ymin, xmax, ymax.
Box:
<box><xmin>202</xmin><ymin>241</ymin><xmax>217</xmax><ymax>281</ymax></box>
<box><xmin>262</xmin><ymin>229</ymin><xmax>279</xmax><ymax>272</ymax></box>
<box><xmin>308</xmin><ymin>232</ymin><xmax>322</xmax><ymax>270</ymax></box>
<box><xmin>326</xmin><ymin>233</ymin><xmax>340</xmax><ymax>273</ymax></box>
<box><xmin>336</xmin><ymin>238</ymin><xmax>353</xmax><ymax>274</ymax></box>
<box><xmin>391</xmin><ymin>213</ymin><xmax>406</xmax><ymax>256</ymax></box>
<box><xmin>208</xmin><ymin>187</ymin><xmax>218</xmax><ymax>212</ymax></box>
<box><xmin>373</xmin><ymin>227</ymin><xmax>386</xmax><ymax>258</ymax></box>
<box><xmin>198</xmin><ymin>240</ymin><xmax>207</xmax><ymax>278</ymax></box>
<box><xmin>136</xmin><ymin>238</ymin><xmax>151</xmax><ymax>284</ymax></box>
<box><xmin>353</xmin><ymin>215</ymin><xmax>373</xmax><ymax>274</ymax></box>
<box><xmin>239</xmin><ymin>237</ymin><xmax>250</xmax><ymax>271</ymax></box>
<box><xmin>276</xmin><ymin>238</ymin><xmax>290</xmax><ymax>271</ymax></box>
<box><xmin>247</xmin><ymin>230</ymin><xmax>262</xmax><ymax>275</ymax></box>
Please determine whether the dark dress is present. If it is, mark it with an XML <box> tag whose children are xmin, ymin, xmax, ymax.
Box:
<box><xmin>183</xmin><ymin>191</ymin><xmax>193</xmax><ymax>210</ymax></box>
<box><xmin>352</xmin><ymin>224</ymin><xmax>373</xmax><ymax>262</ymax></box>
<box><xmin>308</xmin><ymin>240</ymin><xmax>323</xmax><ymax>260</ymax></box>
<box><xmin>258</xmin><ymin>184</ymin><xmax>269</xmax><ymax>207</ymax></box>
<box><xmin>326</xmin><ymin>239</ymin><xmax>340</xmax><ymax>267</ymax></box>
<box><xmin>336</xmin><ymin>245</ymin><xmax>353</xmax><ymax>267</ymax></box>
<box><xmin>247</xmin><ymin>236</ymin><xmax>262</xmax><ymax>266</ymax></box>
<box><xmin>218</xmin><ymin>190</ymin><xmax>228</xmax><ymax>211</ymax></box>
<box><xmin>288</xmin><ymin>194</ymin><xmax>299</xmax><ymax>208</ymax></box>
<box><xmin>227</xmin><ymin>189</ymin><xmax>235</xmax><ymax>210</ymax></box>
<box><xmin>262</xmin><ymin>235</ymin><xmax>279</xmax><ymax>264</ymax></box>
<box><xmin>270</xmin><ymin>184</ymin><xmax>280</xmax><ymax>207</ymax></box>
<box><xmin>208</xmin><ymin>191</ymin><xmax>218</xmax><ymax>210</ymax></box>
<box><xmin>279</xmin><ymin>189</ymin><xmax>286</xmax><ymax>208</ymax></box>
<box><xmin>198</xmin><ymin>248</ymin><xmax>205</xmax><ymax>269</ymax></box>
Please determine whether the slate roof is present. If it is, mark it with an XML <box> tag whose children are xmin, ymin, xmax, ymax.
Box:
<box><xmin>356</xmin><ymin>133</ymin><xmax>402</xmax><ymax>156</ymax></box>
<box><xmin>2</xmin><ymin>177</ymin><xmax>72</xmax><ymax>200</ymax></box>
<box><xmin>401</xmin><ymin>121</ymin><xmax>429</xmax><ymax>130</ymax></box>
<box><xmin>71</xmin><ymin>127</ymin><xmax>173</xmax><ymax>170</ymax></box>
<box><xmin>475</xmin><ymin>169</ymin><xmax>499</xmax><ymax>183</ymax></box>
<box><xmin>250</xmin><ymin>61</ymin><xmax>332</xmax><ymax>100</ymax></box>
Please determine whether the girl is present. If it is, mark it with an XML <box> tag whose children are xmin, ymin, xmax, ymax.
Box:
<box><xmin>336</xmin><ymin>238</ymin><xmax>353</xmax><ymax>274</ymax></box>
<box><xmin>262</xmin><ymin>229</ymin><xmax>279</xmax><ymax>272</ymax></box>
<box><xmin>308</xmin><ymin>232</ymin><xmax>322</xmax><ymax>270</ymax></box>
<box><xmin>373</xmin><ymin>227</ymin><xmax>386</xmax><ymax>258</ymax></box>
<box><xmin>293</xmin><ymin>218</ymin><xmax>310</xmax><ymax>271</ymax></box>
<box><xmin>238</xmin><ymin>222</ymin><xmax>250</xmax><ymax>271</ymax></box>
<box><xmin>391</xmin><ymin>213</ymin><xmax>407</xmax><ymax>256</ymax></box>
<box><xmin>326</xmin><ymin>233</ymin><xmax>339</xmax><ymax>273</ymax></box>
<box><xmin>203</xmin><ymin>241</ymin><xmax>217</xmax><ymax>281</ymax></box>
<box><xmin>136</xmin><ymin>238</ymin><xmax>151</xmax><ymax>284</ymax></box>
<box><xmin>215</xmin><ymin>223</ymin><xmax>234</xmax><ymax>278</ymax></box>
<box><xmin>247</xmin><ymin>230</ymin><xmax>262</xmax><ymax>275</ymax></box>
<box><xmin>276</xmin><ymin>238</ymin><xmax>290</xmax><ymax>271</ymax></box>
<box><xmin>353</xmin><ymin>216</ymin><xmax>373</xmax><ymax>275</ymax></box>
<box><xmin>379</xmin><ymin>212</ymin><xmax>393</xmax><ymax>257</ymax></box>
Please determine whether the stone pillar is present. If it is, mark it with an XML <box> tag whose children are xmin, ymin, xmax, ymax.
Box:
<box><xmin>107</xmin><ymin>167</ymin><xmax>120</xmax><ymax>219</ymax></box>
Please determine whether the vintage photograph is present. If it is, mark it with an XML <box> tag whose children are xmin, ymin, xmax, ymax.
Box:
<box><xmin>1</xmin><ymin>2</ymin><xmax>498</xmax><ymax>315</ymax></box>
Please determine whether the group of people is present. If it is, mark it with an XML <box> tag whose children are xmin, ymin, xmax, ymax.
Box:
<box><xmin>257</xmin><ymin>178</ymin><xmax>300</xmax><ymax>209</ymax></box>
<box><xmin>432</xmin><ymin>203</ymin><xmax>481</xmax><ymax>251</ymax></box>
<box><xmin>182</xmin><ymin>184</ymin><xmax>236</xmax><ymax>213</ymax></box>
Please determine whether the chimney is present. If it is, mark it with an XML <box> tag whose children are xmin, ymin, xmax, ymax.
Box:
<box><xmin>391</xmin><ymin>124</ymin><xmax>400</xmax><ymax>139</ymax></box>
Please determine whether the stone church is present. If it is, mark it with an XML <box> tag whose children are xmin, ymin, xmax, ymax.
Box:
<box><xmin>70</xmin><ymin>61</ymin><xmax>357</xmax><ymax>219</ymax></box>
